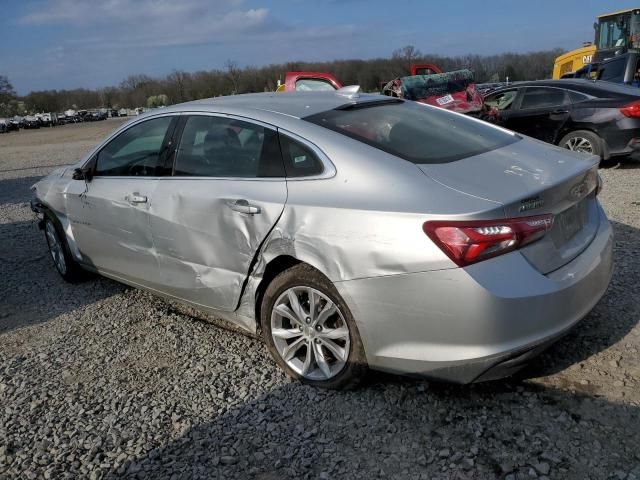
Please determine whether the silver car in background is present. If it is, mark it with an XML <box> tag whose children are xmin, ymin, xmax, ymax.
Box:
<box><xmin>32</xmin><ymin>91</ymin><xmax>613</xmax><ymax>388</ymax></box>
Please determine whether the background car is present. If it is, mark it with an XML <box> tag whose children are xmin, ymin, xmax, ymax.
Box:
<box><xmin>22</xmin><ymin>115</ymin><xmax>40</xmax><ymax>129</ymax></box>
<box><xmin>382</xmin><ymin>69</ymin><xmax>484</xmax><ymax>115</ymax></box>
<box><xmin>483</xmin><ymin>79</ymin><xmax>640</xmax><ymax>160</ymax></box>
<box><xmin>10</xmin><ymin>116</ymin><xmax>24</xmax><ymax>130</ymax></box>
<box><xmin>32</xmin><ymin>92</ymin><xmax>612</xmax><ymax>389</ymax></box>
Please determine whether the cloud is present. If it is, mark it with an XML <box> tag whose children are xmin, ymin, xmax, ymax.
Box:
<box><xmin>21</xmin><ymin>0</ymin><xmax>242</xmax><ymax>26</ymax></box>
<box><xmin>17</xmin><ymin>0</ymin><xmax>360</xmax><ymax>52</ymax></box>
<box><xmin>9</xmin><ymin>0</ymin><xmax>371</xmax><ymax>93</ymax></box>
<box><xmin>19</xmin><ymin>0</ymin><xmax>281</xmax><ymax>47</ymax></box>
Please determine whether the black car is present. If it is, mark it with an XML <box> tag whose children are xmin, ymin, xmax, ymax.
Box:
<box><xmin>22</xmin><ymin>116</ymin><xmax>40</xmax><ymax>129</ymax></box>
<box><xmin>483</xmin><ymin>79</ymin><xmax>640</xmax><ymax>161</ymax></box>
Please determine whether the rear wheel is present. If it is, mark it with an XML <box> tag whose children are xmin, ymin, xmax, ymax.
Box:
<box><xmin>261</xmin><ymin>264</ymin><xmax>367</xmax><ymax>389</ymax></box>
<box><xmin>44</xmin><ymin>214</ymin><xmax>85</xmax><ymax>282</ymax></box>
<box><xmin>559</xmin><ymin>130</ymin><xmax>602</xmax><ymax>157</ymax></box>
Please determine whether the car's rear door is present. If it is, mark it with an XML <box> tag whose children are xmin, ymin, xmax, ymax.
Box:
<box><xmin>65</xmin><ymin>115</ymin><xmax>177</xmax><ymax>285</ymax></box>
<box><xmin>505</xmin><ymin>87</ymin><xmax>571</xmax><ymax>144</ymax></box>
<box><xmin>149</xmin><ymin>113</ymin><xmax>287</xmax><ymax>312</ymax></box>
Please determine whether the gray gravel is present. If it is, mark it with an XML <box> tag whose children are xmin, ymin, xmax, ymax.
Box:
<box><xmin>1</xmin><ymin>121</ymin><xmax>639</xmax><ymax>480</ymax></box>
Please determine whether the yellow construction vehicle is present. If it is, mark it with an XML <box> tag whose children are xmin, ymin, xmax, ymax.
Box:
<box><xmin>552</xmin><ymin>44</ymin><xmax>596</xmax><ymax>79</ymax></box>
<box><xmin>553</xmin><ymin>8</ymin><xmax>640</xmax><ymax>79</ymax></box>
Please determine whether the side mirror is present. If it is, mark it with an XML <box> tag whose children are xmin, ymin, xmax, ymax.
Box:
<box><xmin>72</xmin><ymin>166</ymin><xmax>93</xmax><ymax>182</ymax></box>
<box><xmin>72</xmin><ymin>168</ymin><xmax>85</xmax><ymax>180</ymax></box>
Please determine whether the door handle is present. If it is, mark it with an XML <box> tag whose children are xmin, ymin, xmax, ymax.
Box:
<box><xmin>227</xmin><ymin>199</ymin><xmax>261</xmax><ymax>215</ymax></box>
<box><xmin>551</xmin><ymin>109</ymin><xmax>569</xmax><ymax>114</ymax></box>
<box><xmin>127</xmin><ymin>194</ymin><xmax>148</xmax><ymax>205</ymax></box>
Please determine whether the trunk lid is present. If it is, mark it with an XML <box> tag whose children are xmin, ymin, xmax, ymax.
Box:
<box><xmin>418</xmin><ymin>138</ymin><xmax>601</xmax><ymax>274</ymax></box>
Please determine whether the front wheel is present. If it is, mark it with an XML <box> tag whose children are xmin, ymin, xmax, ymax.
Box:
<box><xmin>559</xmin><ymin>130</ymin><xmax>602</xmax><ymax>157</ymax></box>
<box><xmin>261</xmin><ymin>264</ymin><xmax>367</xmax><ymax>389</ymax></box>
<box><xmin>44</xmin><ymin>214</ymin><xmax>85</xmax><ymax>282</ymax></box>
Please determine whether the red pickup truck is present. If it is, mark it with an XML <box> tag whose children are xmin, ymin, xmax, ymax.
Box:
<box><xmin>276</xmin><ymin>72</ymin><xmax>342</xmax><ymax>92</ymax></box>
<box><xmin>409</xmin><ymin>63</ymin><xmax>442</xmax><ymax>76</ymax></box>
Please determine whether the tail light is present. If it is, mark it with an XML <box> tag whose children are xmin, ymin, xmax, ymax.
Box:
<box><xmin>620</xmin><ymin>100</ymin><xmax>640</xmax><ymax>118</ymax></box>
<box><xmin>423</xmin><ymin>214</ymin><xmax>554</xmax><ymax>267</ymax></box>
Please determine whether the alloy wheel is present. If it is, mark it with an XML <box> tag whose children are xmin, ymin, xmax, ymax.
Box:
<box><xmin>564</xmin><ymin>136</ymin><xmax>593</xmax><ymax>154</ymax></box>
<box><xmin>270</xmin><ymin>286</ymin><xmax>350</xmax><ymax>380</ymax></box>
<box><xmin>45</xmin><ymin>221</ymin><xmax>67</xmax><ymax>275</ymax></box>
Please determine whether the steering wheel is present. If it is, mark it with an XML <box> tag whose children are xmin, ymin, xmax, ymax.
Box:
<box><xmin>127</xmin><ymin>154</ymin><xmax>155</xmax><ymax>176</ymax></box>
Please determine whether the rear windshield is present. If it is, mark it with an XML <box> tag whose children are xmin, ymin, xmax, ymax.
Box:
<box><xmin>304</xmin><ymin>100</ymin><xmax>518</xmax><ymax>164</ymax></box>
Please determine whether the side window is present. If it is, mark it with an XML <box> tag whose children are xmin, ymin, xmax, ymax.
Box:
<box><xmin>279</xmin><ymin>135</ymin><xmax>324</xmax><ymax>177</ymax></box>
<box><xmin>95</xmin><ymin>116</ymin><xmax>173</xmax><ymax>176</ymax></box>
<box><xmin>295</xmin><ymin>78</ymin><xmax>336</xmax><ymax>92</ymax></box>
<box><xmin>599</xmin><ymin>58</ymin><xmax>626</xmax><ymax>83</ymax></box>
<box><xmin>174</xmin><ymin>115</ymin><xmax>284</xmax><ymax>178</ymax></box>
<box><xmin>568</xmin><ymin>90</ymin><xmax>590</xmax><ymax>103</ymax></box>
<box><xmin>519</xmin><ymin>88</ymin><xmax>567</xmax><ymax>110</ymax></box>
<box><xmin>484</xmin><ymin>90</ymin><xmax>518</xmax><ymax>111</ymax></box>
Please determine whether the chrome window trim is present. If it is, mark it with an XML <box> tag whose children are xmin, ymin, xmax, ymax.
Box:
<box><xmin>86</xmin><ymin>111</ymin><xmax>336</xmax><ymax>182</ymax></box>
<box><xmin>81</xmin><ymin>112</ymin><xmax>180</xmax><ymax>171</ymax></box>
<box><xmin>177</xmin><ymin>110</ymin><xmax>277</xmax><ymax>130</ymax></box>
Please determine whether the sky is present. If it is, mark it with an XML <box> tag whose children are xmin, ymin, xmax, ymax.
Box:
<box><xmin>0</xmin><ymin>0</ymin><xmax>635</xmax><ymax>95</ymax></box>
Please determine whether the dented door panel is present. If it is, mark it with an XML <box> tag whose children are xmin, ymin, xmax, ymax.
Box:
<box><xmin>149</xmin><ymin>178</ymin><xmax>286</xmax><ymax>312</ymax></box>
<box><xmin>65</xmin><ymin>177</ymin><xmax>160</xmax><ymax>283</ymax></box>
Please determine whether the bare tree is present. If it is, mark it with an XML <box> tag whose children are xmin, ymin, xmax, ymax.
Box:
<box><xmin>9</xmin><ymin>48</ymin><xmax>563</xmax><ymax>110</ymax></box>
<box><xmin>225</xmin><ymin>60</ymin><xmax>242</xmax><ymax>94</ymax></box>
<box><xmin>392</xmin><ymin>45</ymin><xmax>423</xmax><ymax>63</ymax></box>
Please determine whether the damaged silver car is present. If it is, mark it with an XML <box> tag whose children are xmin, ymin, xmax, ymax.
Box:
<box><xmin>32</xmin><ymin>90</ymin><xmax>613</xmax><ymax>388</ymax></box>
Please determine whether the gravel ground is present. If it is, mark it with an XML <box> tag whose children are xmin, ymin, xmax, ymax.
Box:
<box><xmin>0</xmin><ymin>120</ymin><xmax>639</xmax><ymax>480</ymax></box>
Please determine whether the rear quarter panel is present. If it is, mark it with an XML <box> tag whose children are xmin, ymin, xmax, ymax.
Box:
<box><xmin>568</xmin><ymin>100</ymin><xmax>639</xmax><ymax>153</ymax></box>
<box><xmin>257</xmin><ymin>121</ymin><xmax>506</xmax><ymax>282</ymax></box>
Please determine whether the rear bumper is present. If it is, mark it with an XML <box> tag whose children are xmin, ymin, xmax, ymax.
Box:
<box><xmin>335</xmin><ymin>203</ymin><xmax>613</xmax><ymax>384</ymax></box>
<box><xmin>601</xmin><ymin>117</ymin><xmax>640</xmax><ymax>159</ymax></box>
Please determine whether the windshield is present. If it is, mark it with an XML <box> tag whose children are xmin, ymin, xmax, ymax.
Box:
<box><xmin>304</xmin><ymin>100</ymin><xmax>519</xmax><ymax>164</ymax></box>
<box><xmin>597</xmin><ymin>14</ymin><xmax>628</xmax><ymax>50</ymax></box>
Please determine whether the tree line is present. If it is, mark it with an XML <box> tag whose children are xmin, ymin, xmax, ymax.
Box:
<box><xmin>0</xmin><ymin>46</ymin><xmax>563</xmax><ymax>115</ymax></box>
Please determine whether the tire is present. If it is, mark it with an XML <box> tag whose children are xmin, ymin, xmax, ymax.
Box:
<box><xmin>559</xmin><ymin>130</ymin><xmax>602</xmax><ymax>158</ymax></box>
<box><xmin>43</xmin><ymin>213</ymin><xmax>85</xmax><ymax>283</ymax></box>
<box><xmin>261</xmin><ymin>263</ymin><xmax>367</xmax><ymax>389</ymax></box>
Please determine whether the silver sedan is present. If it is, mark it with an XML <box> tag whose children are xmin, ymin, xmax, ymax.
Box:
<box><xmin>32</xmin><ymin>90</ymin><xmax>613</xmax><ymax>388</ymax></box>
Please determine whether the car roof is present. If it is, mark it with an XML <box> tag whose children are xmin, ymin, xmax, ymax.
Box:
<box><xmin>487</xmin><ymin>79</ymin><xmax>640</xmax><ymax>97</ymax></box>
<box><xmin>161</xmin><ymin>91</ymin><xmax>389</xmax><ymax>119</ymax></box>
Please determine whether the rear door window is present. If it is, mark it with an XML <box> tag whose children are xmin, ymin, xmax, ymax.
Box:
<box><xmin>304</xmin><ymin>100</ymin><xmax>518</xmax><ymax>164</ymax></box>
<box><xmin>173</xmin><ymin>115</ymin><xmax>284</xmax><ymax>177</ymax></box>
<box><xmin>519</xmin><ymin>88</ymin><xmax>568</xmax><ymax>110</ymax></box>
<box><xmin>568</xmin><ymin>90</ymin><xmax>590</xmax><ymax>103</ymax></box>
